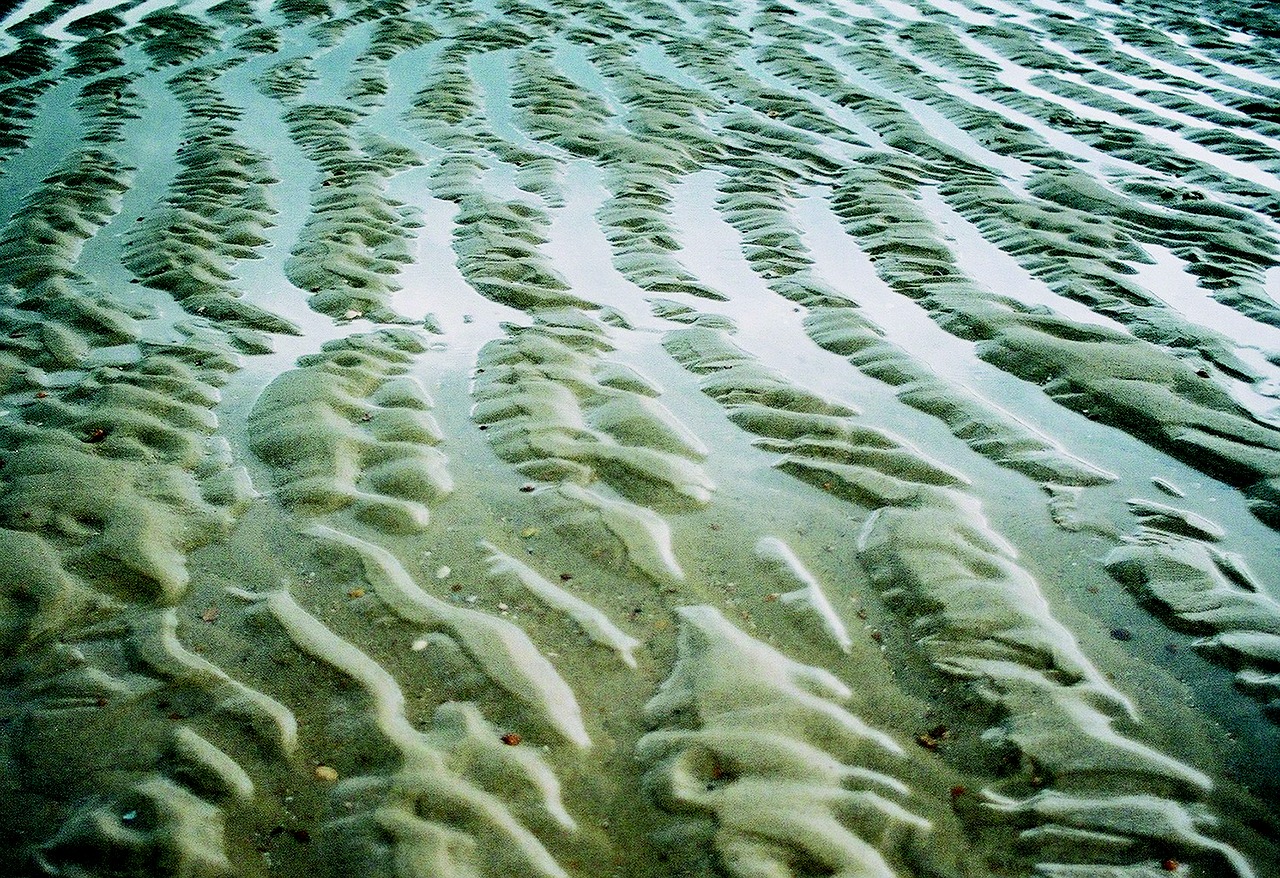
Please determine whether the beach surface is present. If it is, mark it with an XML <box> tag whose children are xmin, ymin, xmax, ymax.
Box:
<box><xmin>2</xmin><ymin>0</ymin><xmax>1280</xmax><ymax>875</ymax></box>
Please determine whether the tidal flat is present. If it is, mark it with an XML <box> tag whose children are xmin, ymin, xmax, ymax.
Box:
<box><xmin>2</xmin><ymin>0</ymin><xmax>1280</xmax><ymax>876</ymax></box>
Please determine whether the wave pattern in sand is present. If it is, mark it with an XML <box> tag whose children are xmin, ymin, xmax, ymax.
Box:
<box><xmin>3</xmin><ymin>0</ymin><xmax>1280</xmax><ymax>876</ymax></box>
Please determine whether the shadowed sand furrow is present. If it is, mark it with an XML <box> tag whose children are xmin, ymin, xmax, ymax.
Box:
<box><xmin>231</xmin><ymin>585</ymin><xmax>575</xmax><ymax>878</ymax></box>
<box><xmin>280</xmin><ymin>101</ymin><xmax>424</xmax><ymax>323</ymax></box>
<box><xmin>662</xmin><ymin>317</ymin><xmax>1258</xmax><ymax>875</ymax></box>
<box><xmin>473</xmin><ymin>310</ymin><xmax>713</xmax><ymax>510</ymax></box>
<box><xmin>300</xmin><ymin>524</ymin><xmax>590</xmax><ymax>749</ymax></box>
<box><xmin>249</xmin><ymin>329</ymin><xmax>451</xmax><ymax>533</ymax></box>
<box><xmin>132</xmin><ymin>10</ymin><xmax>223</xmax><ymax>69</ymax></box>
<box><xmin>1104</xmin><ymin>499</ymin><xmax>1280</xmax><ymax>721</ymax></box>
<box><xmin>0</xmin><ymin>149</ymin><xmax>142</xmax><ymax>379</ymax></box>
<box><xmin>639</xmin><ymin>605</ymin><xmax>938</xmax><ymax>878</ymax></box>
<box><xmin>480</xmin><ymin>539</ymin><xmax>641</xmax><ymax>667</ymax></box>
<box><xmin>823</xmin><ymin>159</ymin><xmax>1280</xmax><ymax>528</ymax></box>
<box><xmin>0</xmin><ymin>328</ymin><xmax>277</xmax><ymax>876</ymax></box>
<box><xmin>1</xmin><ymin>329</ymin><xmax>246</xmax><ymax>600</ymax></box>
<box><xmin>4</xmin><ymin>0</ymin><xmax>1280</xmax><ymax>875</ymax></box>
<box><xmin>0</xmin><ymin>73</ymin><xmax>55</xmax><ymax>168</ymax></box>
<box><xmin>693</xmin><ymin>160</ymin><xmax>1122</xmax><ymax>488</ymax></box>
<box><xmin>123</xmin><ymin>65</ymin><xmax>301</xmax><ymax>336</ymax></box>
<box><xmin>240</xmin><ymin>321</ymin><xmax>594</xmax><ymax>873</ymax></box>
<box><xmin>0</xmin><ymin>31</ymin><xmax>62</xmax><ymax>172</ymax></box>
<box><xmin>754</xmin><ymin>536</ymin><xmax>853</xmax><ymax>654</ymax></box>
<box><xmin>267</xmin><ymin>9</ymin><xmax>438</xmax><ymax>324</ymax></box>
<box><xmin>451</xmin><ymin>194</ymin><xmax>593</xmax><ymax>311</ymax></box>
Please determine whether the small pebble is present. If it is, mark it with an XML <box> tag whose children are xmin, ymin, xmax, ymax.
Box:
<box><xmin>315</xmin><ymin>765</ymin><xmax>338</xmax><ymax>782</ymax></box>
<box><xmin>436</xmin><ymin>566</ymin><xmax>450</xmax><ymax>579</ymax></box>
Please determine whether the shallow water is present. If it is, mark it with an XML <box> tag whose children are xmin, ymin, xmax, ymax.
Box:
<box><xmin>2</xmin><ymin>0</ymin><xmax>1280</xmax><ymax>876</ymax></box>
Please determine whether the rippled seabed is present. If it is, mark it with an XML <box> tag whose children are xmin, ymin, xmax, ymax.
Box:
<box><xmin>2</xmin><ymin>0</ymin><xmax>1280</xmax><ymax>875</ymax></box>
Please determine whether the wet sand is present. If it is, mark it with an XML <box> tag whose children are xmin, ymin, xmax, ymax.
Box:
<box><xmin>2</xmin><ymin>0</ymin><xmax>1280</xmax><ymax>876</ymax></box>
